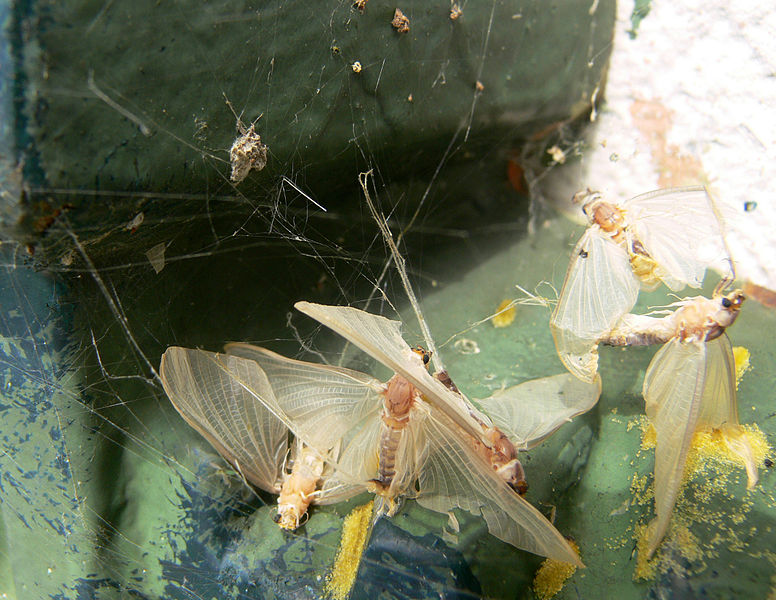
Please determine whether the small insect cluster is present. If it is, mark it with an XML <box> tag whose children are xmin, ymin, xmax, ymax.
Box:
<box><xmin>159</xmin><ymin>185</ymin><xmax>761</xmax><ymax>582</ymax></box>
<box><xmin>550</xmin><ymin>186</ymin><xmax>761</xmax><ymax>557</ymax></box>
<box><xmin>161</xmin><ymin>300</ymin><xmax>599</xmax><ymax>567</ymax></box>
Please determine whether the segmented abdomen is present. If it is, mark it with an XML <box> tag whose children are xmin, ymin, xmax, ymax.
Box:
<box><xmin>373</xmin><ymin>374</ymin><xmax>415</xmax><ymax>493</ymax></box>
<box><xmin>375</xmin><ymin>423</ymin><xmax>404</xmax><ymax>489</ymax></box>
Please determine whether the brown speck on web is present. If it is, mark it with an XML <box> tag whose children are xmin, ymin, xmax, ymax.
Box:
<box><xmin>391</xmin><ymin>8</ymin><xmax>410</xmax><ymax>33</ymax></box>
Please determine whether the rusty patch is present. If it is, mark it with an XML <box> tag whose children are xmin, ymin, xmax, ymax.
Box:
<box><xmin>743</xmin><ymin>282</ymin><xmax>776</xmax><ymax>308</ymax></box>
<box><xmin>507</xmin><ymin>157</ymin><xmax>528</xmax><ymax>194</ymax></box>
<box><xmin>630</xmin><ymin>99</ymin><xmax>706</xmax><ymax>187</ymax></box>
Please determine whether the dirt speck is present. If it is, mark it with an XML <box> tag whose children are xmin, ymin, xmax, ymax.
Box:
<box><xmin>391</xmin><ymin>8</ymin><xmax>410</xmax><ymax>33</ymax></box>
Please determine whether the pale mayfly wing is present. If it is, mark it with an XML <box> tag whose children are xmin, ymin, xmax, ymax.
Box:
<box><xmin>550</xmin><ymin>186</ymin><xmax>731</xmax><ymax>383</ymax></box>
<box><xmin>294</xmin><ymin>301</ymin><xmax>500</xmax><ymax>442</ymax></box>
<box><xmin>160</xmin><ymin>347</ymin><xmax>367</xmax><ymax>529</ymax></box>
<box><xmin>477</xmin><ymin>373</ymin><xmax>602</xmax><ymax>450</ymax></box>
<box><xmin>160</xmin><ymin>348</ymin><xmax>287</xmax><ymax>491</ymax></box>
<box><xmin>643</xmin><ymin>336</ymin><xmax>738</xmax><ymax>557</ymax></box>
<box><xmin>295</xmin><ymin>301</ymin><xmax>601</xmax><ymax>490</ymax></box>
<box><xmin>224</xmin><ymin>342</ymin><xmax>387</xmax><ymax>501</ymax></box>
<box><xmin>226</xmin><ymin>343</ymin><xmax>586</xmax><ymax>566</ymax></box>
<box><xmin>601</xmin><ymin>290</ymin><xmax>757</xmax><ymax>557</ymax></box>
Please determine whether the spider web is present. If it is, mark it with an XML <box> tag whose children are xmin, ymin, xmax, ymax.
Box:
<box><xmin>0</xmin><ymin>1</ymin><xmax>617</xmax><ymax>598</ymax></box>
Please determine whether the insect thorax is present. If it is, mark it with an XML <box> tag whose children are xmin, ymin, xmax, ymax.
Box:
<box><xmin>586</xmin><ymin>200</ymin><xmax>625</xmax><ymax>234</ymax></box>
<box><xmin>276</xmin><ymin>447</ymin><xmax>324</xmax><ymax>530</ymax></box>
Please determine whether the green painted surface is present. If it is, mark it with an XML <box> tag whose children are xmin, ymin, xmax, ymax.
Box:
<box><xmin>3</xmin><ymin>193</ymin><xmax>775</xmax><ymax>598</ymax></box>
<box><xmin>10</xmin><ymin>0</ymin><xmax>614</xmax><ymax>247</ymax></box>
<box><xmin>5</xmin><ymin>1</ymin><xmax>775</xmax><ymax>599</ymax></box>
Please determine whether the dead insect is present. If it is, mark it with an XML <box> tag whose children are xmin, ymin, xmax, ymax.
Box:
<box><xmin>551</xmin><ymin>186</ymin><xmax>731</xmax><ymax>383</ymax></box>
<box><xmin>601</xmin><ymin>290</ymin><xmax>759</xmax><ymax>557</ymax></box>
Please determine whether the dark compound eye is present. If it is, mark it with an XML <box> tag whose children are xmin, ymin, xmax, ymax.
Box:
<box><xmin>721</xmin><ymin>297</ymin><xmax>732</xmax><ymax>308</ymax></box>
<box><xmin>272</xmin><ymin>513</ymin><xmax>282</xmax><ymax>523</ymax></box>
<box><xmin>579</xmin><ymin>249</ymin><xmax>589</xmax><ymax>258</ymax></box>
<box><xmin>411</xmin><ymin>346</ymin><xmax>431</xmax><ymax>364</ymax></box>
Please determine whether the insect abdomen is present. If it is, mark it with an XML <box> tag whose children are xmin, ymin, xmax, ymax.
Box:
<box><xmin>375</xmin><ymin>424</ymin><xmax>404</xmax><ymax>490</ymax></box>
<box><xmin>371</xmin><ymin>375</ymin><xmax>415</xmax><ymax>495</ymax></box>
<box><xmin>276</xmin><ymin>445</ymin><xmax>324</xmax><ymax>530</ymax></box>
<box><xmin>629</xmin><ymin>252</ymin><xmax>662</xmax><ymax>287</ymax></box>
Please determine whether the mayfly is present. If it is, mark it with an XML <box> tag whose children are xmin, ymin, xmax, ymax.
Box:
<box><xmin>600</xmin><ymin>289</ymin><xmax>760</xmax><ymax>557</ymax></box>
<box><xmin>278</xmin><ymin>300</ymin><xmax>598</xmax><ymax>564</ymax></box>
<box><xmin>353</xmin><ymin>170</ymin><xmax>598</xmax><ymax>493</ymax></box>
<box><xmin>550</xmin><ymin>186</ymin><xmax>731</xmax><ymax>382</ymax></box>
<box><xmin>353</xmin><ymin>169</ymin><xmax>598</xmax><ymax>491</ymax></box>
<box><xmin>161</xmin><ymin>304</ymin><xmax>600</xmax><ymax>565</ymax></box>
<box><xmin>293</xmin><ymin>301</ymin><xmax>599</xmax><ymax>491</ymax></box>
<box><xmin>160</xmin><ymin>347</ymin><xmax>358</xmax><ymax>530</ymax></box>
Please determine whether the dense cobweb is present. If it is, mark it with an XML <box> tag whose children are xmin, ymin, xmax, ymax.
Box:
<box><xmin>0</xmin><ymin>3</ymin><xmax>615</xmax><ymax>599</ymax></box>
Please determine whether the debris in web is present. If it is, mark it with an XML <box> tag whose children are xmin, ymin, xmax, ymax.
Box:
<box><xmin>225</xmin><ymin>96</ymin><xmax>268</xmax><ymax>183</ymax></box>
<box><xmin>229</xmin><ymin>123</ymin><xmax>268</xmax><ymax>183</ymax></box>
<box><xmin>145</xmin><ymin>242</ymin><xmax>167</xmax><ymax>274</ymax></box>
<box><xmin>125</xmin><ymin>212</ymin><xmax>144</xmax><ymax>233</ymax></box>
<box><xmin>391</xmin><ymin>9</ymin><xmax>410</xmax><ymax>33</ymax></box>
<box><xmin>546</xmin><ymin>145</ymin><xmax>566</xmax><ymax>164</ymax></box>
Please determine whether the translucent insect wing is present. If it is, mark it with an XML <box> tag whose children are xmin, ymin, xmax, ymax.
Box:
<box><xmin>477</xmin><ymin>373</ymin><xmax>602</xmax><ymax>449</ymax></box>
<box><xmin>225</xmin><ymin>343</ymin><xmax>384</xmax><ymax>452</ymax></box>
<box><xmin>416</xmin><ymin>406</ymin><xmax>583</xmax><ymax>566</ymax></box>
<box><xmin>693</xmin><ymin>335</ymin><xmax>758</xmax><ymax>488</ymax></box>
<box><xmin>550</xmin><ymin>227</ymin><xmax>640</xmax><ymax>381</ymax></box>
<box><xmin>224</xmin><ymin>345</ymin><xmax>431</xmax><ymax>509</ymax></box>
<box><xmin>389</xmin><ymin>405</ymin><xmax>430</xmax><ymax>503</ymax></box>
<box><xmin>695</xmin><ymin>334</ymin><xmax>738</xmax><ymax>428</ymax></box>
<box><xmin>642</xmin><ymin>338</ymin><xmax>707</xmax><ymax>556</ymax></box>
<box><xmin>315</xmin><ymin>418</ymin><xmax>382</xmax><ymax>505</ymax></box>
<box><xmin>160</xmin><ymin>347</ymin><xmax>288</xmax><ymax>493</ymax></box>
<box><xmin>294</xmin><ymin>301</ymin><xmax>488</xmax><ymax>440</ymax></box>
<box><xmin>623</xmin><ymin>187</ymin><xmax>730</xmax><ymax>289</ymax></box>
